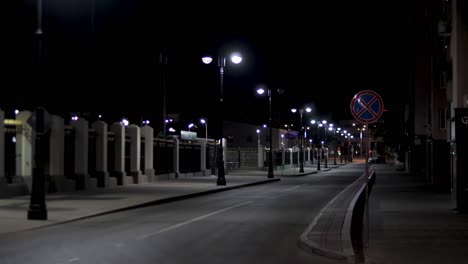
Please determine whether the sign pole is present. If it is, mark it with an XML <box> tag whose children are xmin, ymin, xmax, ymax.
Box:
<box><xmin>350</xmin><ymin>90</ymin><xmax>384</xmax><ymax>256</ymax></box>
<box><xmin>364</xmin><ymin>122</ymin><xmax>370</xmax><ymax>249</ymax></box>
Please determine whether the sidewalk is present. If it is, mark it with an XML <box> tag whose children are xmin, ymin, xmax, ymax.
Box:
<box><xmin>366</xmin><ymin>163</ymin><xmax>468</xmax><ymax>264</ymax></box>
<box><xmin>0</xmin><ymin>165</ymin><xmax>325</xmax><ymax>235</ymax></box>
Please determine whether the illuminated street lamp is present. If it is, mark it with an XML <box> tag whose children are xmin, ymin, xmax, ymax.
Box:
<box><xmin>200</xmin><ymin>118</ymin><xmax>208</xmax><ymax>143</ymax></box>
<box><xmin>256</xmin><ymin>86</ymin><xmax>284</xmax><ymax>178</ymax></box>
<box><xmin>202</xmin><ymin>52</ymin><xmax>243</xmax><ymax>185</ymax></box>
<box><xmin>188</xmin><ymin>123</ymin><xmax>195</xmax><ymax>131</ymax></box>
<box><xmin>256</xmin><ymin>129</ymin><xmax>261</xmax><ymax>147</ymax></box>
<box><xmin>291</xmin><ymin>106</ymin><xmax>311</xmax><ymax>173</ymax></box>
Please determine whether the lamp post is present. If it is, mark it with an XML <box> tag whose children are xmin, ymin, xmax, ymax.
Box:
<box><xmin>291</xmin><ymin>107</ymin><xmax>311</xmax><ymax>173</ymax></box>
<box><xmin>312</xmin><ymin>121</ymin><xmax>322</xmax><ymax>171</ymax></box>
<box><xmin>200</xmin><ymin>118</ymin><xmax>208</xmax><ymax>143</ymax></box>
<box><xmin>322</xmin><ymin>120</ymin><xmax>328</xmax><ymax>142</ymax></box>
<box><xmin>202</xmin><ymin>53</ymin><xmax>242</xmax><ymax>185</ymax></box>
<box><xmin>188</xmin><ymin>123</ymin><xmax>194</xmax><ymax>131</ymax></box>
<box><xmin>329</xmin><ymin>125</ymin><xmax>338</xmax><ymax>165</ymax></box>
<box><xmin>256</xmin><ymin>129</ymin><xmax>261</xmax><ymax>147</ymax></box>
<box><xmin>257</xmin><ymin>87</ymin><xmax>279</xmax><ymax>178</ymax></box>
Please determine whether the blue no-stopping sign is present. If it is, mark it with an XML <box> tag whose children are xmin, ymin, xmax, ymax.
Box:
<box><xmin>350</xmin><ymin>90</ymin><xmax>384</xmax><ymax>124</ymax></box>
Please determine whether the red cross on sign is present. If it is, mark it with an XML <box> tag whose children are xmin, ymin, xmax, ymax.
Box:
<box><xmin>350</xmin><ymin>90</ymin><xmax>384</xmax><ymax>124</ymax></box>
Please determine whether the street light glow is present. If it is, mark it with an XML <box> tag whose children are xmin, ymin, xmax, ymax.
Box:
<box><xmin>188</xmin><ymin>123</ymin><xmax>194</xmax><ymax>129</ymax></box>
<box><xmin>322</xmin><ymin>120</ymin><xmax>327</xmax><ymax>124</ymax></box>
<box><xmin>121</xmin><ymin>118</ymin><xmax>129</xmax><ymax>126</ymax></box>
<box><xmin>14</xmin><ymin>109</ymin><xmax>19</xmax><ymax>115</ymax></box>
<box><xmin>200</xmin><ymin>118</ymin><xmax>206</xmax><ymax>124</ymax></box>
<box><xmin>263</xmin><ymin>124</ymin><xmax>267</xmax><ymax>128</ymax></box>
<box><xmin>256</xmin><ymin>129</ymin><xmax>260</xmax><ymax>134</ymax></box>
<box><xmin>256</xmin><ymin>88</ymin><xmax>265</xmax><ymax>95</ymax></box>
<box><xmin>311</xmin><ymin>120</ymin><xmax>316</xmax><ymax>124</ymax></box>
<box><xmin>305</xmin><ymin>107</ymin><xmax>312</xmax><ymax>113</ymax></box>
<box><xmin>230</xmin><ymin>53</ymin><xmax>243</xmax><ymax>64</ymax></box>
<box><xmin>202</xmin><ymin>56</ymin><xmax>213</xmax><ymax>64</ymax></box>
<box><xmin>291</xmin><ymin>108</ymin><xmax>297</xmax><ymax>113</ymax></box>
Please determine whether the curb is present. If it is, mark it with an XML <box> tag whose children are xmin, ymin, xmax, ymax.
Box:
<box><xmin>278</xmin><ymin>171</ymin><xmax>318</xmax><ymax>177</ymax></box>
<box><xmin>9</xmin><ymin>178</ymin><xmax>281</xmax><ymax>234</ymax></box>
<box><xmin>297</xmin><ymin>171</ymin><xmax>368</xmax><ymax>263</ymax></box>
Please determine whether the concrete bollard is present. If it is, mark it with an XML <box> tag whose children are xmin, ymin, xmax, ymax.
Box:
<box><xmin>141</xmin><ymin>125</ymin><xmax>155</xmax><ymax>182</ymax></box>
<box><xmin>126</xmin><ymin>124</ymin><xmax>147</xmax><ymax>184</ymax></box>
<box><xmin>92</xmin><ymin>120</ymin><xmax>117</xmax><ymax>188</ymax></box>
<box><xmin>71</xmin><ymin>117</ymin><xmax>97</xmax><ymax>190</ymax></box>
<box><xmin>16</xmin><ymin>111</ymin><xmax>33</xmax><ymax>191</ymax></box>
<box><xmin>110</xmin><ymin>122</ymin><xmax>132</xmax><ymax>185</ymax></box>
<box><xmin>49</xmin><ymin>115</ymin><xmax>74</xmax><ymax>192</ymax></box>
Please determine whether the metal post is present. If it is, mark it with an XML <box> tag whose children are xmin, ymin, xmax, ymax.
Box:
<box><xmin>216</xmin><ymin>57</ymin><xmax>226</xmax><ymax>185</ymax></box>
<box><xmin>268</xmin><ymin>89</ymin><xmax>274</xmax><ymax>178</ymax></box>
<box><xmin>299</xmin><ymin>110</ymin><xmax>304</xmax><ymax>173</ymax></box>
<box><xmin>364</xmin><ymin>122</ymin><xmax>370</xmax><ymax>248</ymax></box>
<box><xmin>28</xmin><ymin>108</ymin><xmax>48</xmax><ymax>220</ymax></box>
<box><xmin>317</xmin><ymin>146</ymin><xmax>321</xmax><ymax>170</ymax></box>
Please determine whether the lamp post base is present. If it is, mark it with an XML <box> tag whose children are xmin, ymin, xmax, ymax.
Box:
<box><xmin>267</xmin><ymin>166</ymin><xmax>274</xmax><ymax>178</ymax></box>
<box><xmin>217</xmin><ymin>161</ymin><xmax>226</xmax><ymax>186</ymax></box>
<box><xmin>217</xmin><ymin>177</ymin><xmax>226</xmax><ymax>186</ymax></box>
<box><xmin>28</xmin><ymin>205</ymin><xmax>47</xmax><ymax>220</ymax></box>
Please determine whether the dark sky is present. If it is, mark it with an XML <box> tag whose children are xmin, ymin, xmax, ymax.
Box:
<box><xmin>2</xmin><ymin>0</ymin><xmax>415</xmax><ymax>135</ymax></box>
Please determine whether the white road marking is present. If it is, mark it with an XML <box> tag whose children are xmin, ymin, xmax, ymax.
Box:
<box><xmin>68</xmin><ymin>257</ymin><xmax>80</xmax><ymax>262</ymax></box>
<box><xmin>137</xmin><ymin>201</ymin><xmax>253</xmax><ymax>240</ymax></box>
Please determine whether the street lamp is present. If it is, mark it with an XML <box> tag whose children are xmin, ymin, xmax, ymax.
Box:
<box><xmin>200</xmin><ymin>118</ymin><xmax>208</xmax><ymax>143</ymax></box>
<box><xmin>329</xmin><ymin>124</ymin><xmax>338</xmax><ymax>165</ymax></box>
<box><xmin>202</xmin><ymin>52</ymin><xmax>243</xmax><ymax>185</ymax></box>
<box><xmin>256</xmin><ymin>86</ymin><xmax>281</xmax><ymax>178</ymax></box>
<box><xmin>291</xmin><ymin>106</ymin><xmax>311</xmax><ymax>173</ymax></box>
<box><xmin>256</xmin><ymin>129</ymin><xmax>261</xmax><ymax>147</ymax></box>
<box><xmin>322</xmin><ymin>120</ymin><xmax>328</xmax><ymax>142</ymax></box>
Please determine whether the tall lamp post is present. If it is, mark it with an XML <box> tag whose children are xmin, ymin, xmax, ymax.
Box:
<box><xmin>311</xmin><ymin>120</ymin><xmax>321</xmax><ymax>171</ymax></box>
<box><xmin>200</xmin><ymin>118</ymin><xmax>208</xmax><ymax>143</ymax></box>
<box><xmin>291</xmin><ymin>107</ymin><xmax>311</xmax><ymax>173</ymax></box>
<box><xmin>329</xmin><ymin>124</ymin><xmax>338</xmax><ymax>165</ymax></box>
<box><xmin>256</xmin><ymin>87</ymin><xmax>283</xmax><ymax>178</ymax></box>
<box><xmin>202</xmin><ymin>53</ymin><xmax>243</xmax><ymax>185</ymax></box>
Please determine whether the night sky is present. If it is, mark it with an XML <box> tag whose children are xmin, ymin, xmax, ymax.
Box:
<box><xmin>3</xmin><ymin>0</ymin><xmax>415</xmax><ymax>136</ymax></box>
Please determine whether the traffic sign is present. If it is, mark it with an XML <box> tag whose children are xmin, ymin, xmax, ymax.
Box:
<box><xmin>350</xmin><ymin>90</ymin><xmax>384</xmax><ymax>124</ymax></box>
